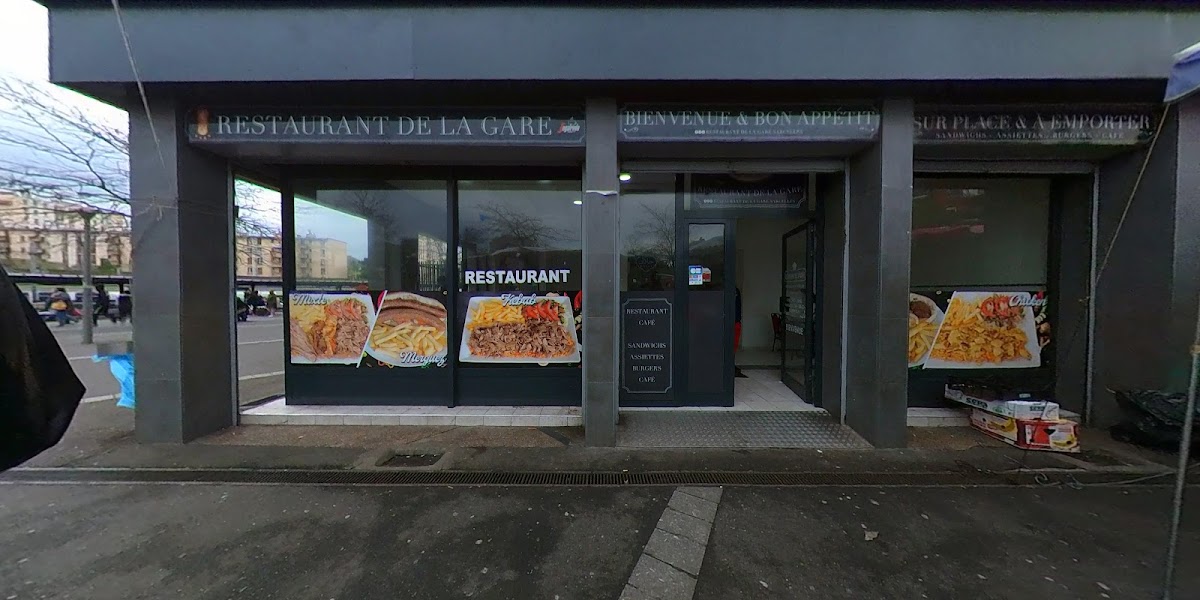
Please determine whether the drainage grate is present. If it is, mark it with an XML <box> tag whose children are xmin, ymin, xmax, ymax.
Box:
<box><xmin>379</xmin><ymin>453</ymin><xmax>444</xmax><ymax>468</ymax></box>
<box><xmin>2</xmin><ymin>468</ymin><xmax>1190</xmax><ymax>487</ymax></box>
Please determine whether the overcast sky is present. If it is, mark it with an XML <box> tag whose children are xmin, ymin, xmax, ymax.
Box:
<box><xmin>0</xmin><ymin>0</ymin><xmax>282</xmax><ymax>228</ymax></box>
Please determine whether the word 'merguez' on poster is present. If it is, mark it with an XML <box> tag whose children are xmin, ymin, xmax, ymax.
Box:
<box><xmin>459</xmin><ymin>293</ymin><xmax>581</xmax><ymax>364</ymax></box>
<box><xmin>909</xmin><ymin>290</ymin><xmax>1050</xmax><ymax>370</ymax></box>
<box><xmin>288</xmin><ymin>290</ymin><xmax>448</xmax><ymax>368</ymax></box>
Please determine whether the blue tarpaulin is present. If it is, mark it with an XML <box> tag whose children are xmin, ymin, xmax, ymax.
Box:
<box><xmin>93</xmin><ymin>354</ymin><xmax>135</xmax><ymax>409</ymax></box>
<box><xmin>1165</xmin><ymin>40</ymin><xmax>1200</xmax><ymax>103</ymax></box>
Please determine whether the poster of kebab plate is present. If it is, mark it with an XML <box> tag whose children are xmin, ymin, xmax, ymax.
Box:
<box><xmin>459</xmin><ymin>293</ymin><xmax>581</xmax><ymax>364</ymax></box>
<box><xmin>908</xmin><ymin>290</ymin><xmax>1050</xmax><ymax>370</ymax></box>
<box><xmin>288</xmin><ymin>290</ymin><xmax>449</xmax><ymax>368</ymax></box>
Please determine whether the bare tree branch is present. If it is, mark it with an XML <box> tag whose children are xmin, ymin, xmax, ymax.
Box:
<box><xmin>0</xmin><ymin>75</ymin><xmax>275</xmax><ymax>233</ymax></box>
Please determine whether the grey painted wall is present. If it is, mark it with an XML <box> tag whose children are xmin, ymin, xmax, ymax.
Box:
<box><xmin>129</xmin><ymin>94</ymin><xmax>236</xmax><ymax>443</ymax></box>
<box><xmin>820</xmin><ymin>172</ymin><xmax>847</xmax><ymax>423</ymax></box>
<box><xmin>582</xmin><ymin>99</ymin><xmax>620</xmax><ymax>446</ymax></box>
<box><xmin>47</xmin><ymin>5</ymin><xmax>1200</xmax><ymax>85</ymax></box>
<box><xmin>1092</xmin><ymin>97</ymin><xmax>1200</xmax><ymax>426</ymax></box>
<box><xmin>844</xmin><ymin>99</ymin><xmax>914</xmax><ymax>448</ymax></box>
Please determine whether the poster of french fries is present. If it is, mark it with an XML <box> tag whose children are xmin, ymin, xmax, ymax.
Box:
<box><xmin>910</xmin><ymin>290</ymin><xmax>1050</xmax><ymax>370</ymax></box>
<box><xmin>363</xmin><ymin>291</ymin><xmax>449</xmax><ymax>367</ymax></box>
<box><xmin>288</xmin><ymin>290</ymin><xmax>448</xmax><ymax>368</ymax></box>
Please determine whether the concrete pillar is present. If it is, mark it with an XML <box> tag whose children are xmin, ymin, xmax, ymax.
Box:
<box><xmin>1093</xmin><ymin>97</ymin><xmax>1200</xmax><ymax>425</ymax></box>
<box><xmin>844</xmin><ymin>98</ymin><xmax>914</xmax><ymax>448</ymax></box>
<box><xmin>582</xmin><ymin>98</ymin><xmax>620</xmax><ymax>446</ymax></box>
<box><xmin>129</xmin><ymin>96</ymin><xmax>236</xmax><ymax>443</ymax></box>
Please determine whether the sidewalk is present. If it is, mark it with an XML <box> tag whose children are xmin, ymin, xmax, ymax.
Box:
<box><xmin>14</xmin><ymin>401</ymin><xmax>1183</xmax><ymax>481</ymax></box>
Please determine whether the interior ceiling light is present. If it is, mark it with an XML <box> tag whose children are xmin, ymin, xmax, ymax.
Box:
<box><xmin>619</xmin><ymin>173</ymin><xmax>632</xmax><ymax>182</ymax></box>
<box><xmin>573</xmin><ymin>199</ymin><xmax>583</xmax><ymax>205</ymax></box>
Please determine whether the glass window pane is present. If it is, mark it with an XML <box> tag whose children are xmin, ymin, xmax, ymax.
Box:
<box><xmin>620</xmin><ymin>173</ymin><xmax>676</xmax><ymax>292</ymax></box>
<box><xmin>911</xmin><ymin>178</ymin><xmax>1049</xmax><ymax>288</ymax></box>
<box><xmin>688</xmin><ymin>224</ymin><xmax>725</xmax><ymax>290</ymax></box>
<box><xmin>457</xmin><ymin>180</ymin><xmax>582</xmax><ymax>292</ymax></box>
<box><xmin>292</xmin><ymin>181</ymin><xmax>448</xmax><ymax>292</ymax></box>
<box><xmin>456</xmin><ymin>179</ymin><xmax>583</xmax><ymax>369</ymax></box>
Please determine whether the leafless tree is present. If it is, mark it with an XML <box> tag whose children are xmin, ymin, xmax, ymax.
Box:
<box><xmin>0</xmin><ymin>76</ymin><xmax>277</xmax><ymax>234</ymax></box>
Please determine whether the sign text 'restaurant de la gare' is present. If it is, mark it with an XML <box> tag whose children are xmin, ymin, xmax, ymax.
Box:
<box><xmin>188</xmin><ymin>108</ymin><xmax>586</xmax><ymax>145</ymax></box>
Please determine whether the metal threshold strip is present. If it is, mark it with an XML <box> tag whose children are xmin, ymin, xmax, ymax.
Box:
<box><xmin>2</xmin><ymin>468</ymin><xmax>1191</xmax><ymax>487</ymax></box>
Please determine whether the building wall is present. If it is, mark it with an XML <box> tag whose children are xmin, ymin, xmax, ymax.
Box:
<box><xmin>0</xmin><ymin>193</ymin><xmax>132</xmax><ymax>273</ymax></box>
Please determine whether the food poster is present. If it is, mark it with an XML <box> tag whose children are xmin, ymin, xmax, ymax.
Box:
<box><xmin>908</xmin><ymin>290</ymin><xmax>1050</xmax><ymax>370</ymax></box>
<box><xmin>459</xmin><ymin>293</ymin><xmax>581</xmax><ymax>364</ymax></box>
<box><xmin>288</xmin><ymin>291</ymin><xmax>449</xmax><ymax>368</ymax></box>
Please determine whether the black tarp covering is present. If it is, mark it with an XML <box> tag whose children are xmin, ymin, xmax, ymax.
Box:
<box><xmin>0</xmin><ymin>263</ymin><xmax>85</xmax><ymax>471</ymax></box>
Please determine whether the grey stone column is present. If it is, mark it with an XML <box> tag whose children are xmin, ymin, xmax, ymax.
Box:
<box><xmin>1093</xmin><ymin>97</ymin><xmax>1200</xmax><ymax>425</ymax></box>
<box><xmin>844</xmin><ymin>98</ymin><xmax>914</xmax><ymax>448</ymax></box>
<box><xmin>129</xmin><ymin>95</ymin><xmax>236</xmax><ymax>443</ymax></box>
<box><xmin>582</xmin><ymin>98</ymin><xmax>620</xmax><ymax>446</ymax></box>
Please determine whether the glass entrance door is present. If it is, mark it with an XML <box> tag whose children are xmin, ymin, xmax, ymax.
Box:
<box><xmin>781</xmin><ymin>220</ymin><xmax>818</xmax><ymax>404</ymax></box>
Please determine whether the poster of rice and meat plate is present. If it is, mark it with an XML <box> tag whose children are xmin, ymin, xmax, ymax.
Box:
<box><xmin>288</xmin><ymin>291</ymin><xmax>449</xmax><ymax>368</ymax></box>
<box><xmin>908</xmin><ymin>291</ymin><xmax>1050</xmax><ymax>369</ymax></box>
<box><xmin>459</xmin><ymin>294</ymin><xmax>581</xmax><ymax>364</ymax></box>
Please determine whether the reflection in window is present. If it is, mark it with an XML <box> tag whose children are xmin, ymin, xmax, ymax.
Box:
<box><xmin>457</xmin><ymin>180</ymin><xmax>582</xmax><ymax>293</ymax></box>
<box><xmin>911</xmin><ymin>178</ymin><xmax>1049</xmax><ymax>288</ymax></box>
<box><xmin>292</xmin><ymin>181</ymin><xmax>448</xmax><ymax>291</ymax></box>
<box><xmin>620</xmin><ymin>173</ymin><xmax>676</xmax><ymax>292</ymax></box>
<box><xmin>688</xmin><ymin>224</ymin><xmax>725</xmax><ymax>290</ymax></box>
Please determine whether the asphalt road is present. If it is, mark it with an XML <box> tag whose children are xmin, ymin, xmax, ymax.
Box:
<box><xmin>50</xmin><ymin>315</ymin><xmax>285</xmax><ymax>404</ymax></box>
<box><xmin>0</xmin><ymin>483</ymin><xmax>1194</xmax><ymax>600</ymax></box>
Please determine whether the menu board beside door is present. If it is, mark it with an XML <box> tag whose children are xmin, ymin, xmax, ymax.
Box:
<box><xmin>622</xmin><ymin>297</ymin><xmax>673</xmax><ymax>394</ymax></box>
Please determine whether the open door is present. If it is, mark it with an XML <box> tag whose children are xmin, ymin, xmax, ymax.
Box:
<box><xmin>780</xmin><ymin>220</ymin><xmax>819</xmax><ymax>404</ymax></box>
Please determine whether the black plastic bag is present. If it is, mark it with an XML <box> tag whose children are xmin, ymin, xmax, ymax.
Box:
<box><xmin>0</xmin><ymin>263</ymin><xmax>85</xmax><ymax>471</ymax></box>
<box><xmin>1110</xmin><ymin>389</ymin><xmax>1200</xmax><ymax>451</ymax></box>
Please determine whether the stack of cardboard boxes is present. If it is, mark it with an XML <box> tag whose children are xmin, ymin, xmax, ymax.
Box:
<box><xmin>946</xmin><ymin>384</ymin><xmax>1080</xmax><ymax>453</ymax></box>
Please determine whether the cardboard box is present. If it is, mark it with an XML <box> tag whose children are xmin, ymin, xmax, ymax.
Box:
<box><xmin>969</xmin><ymin>409</ymin><xmax>1079</xmax><ymax>453</ymax></box>
<box><xmin>946</xmin><ymin>385</ymin><xmax>1059</xmax><ymax>420</ymax></box>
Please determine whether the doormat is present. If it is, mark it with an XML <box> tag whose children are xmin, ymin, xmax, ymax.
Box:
<box><xmin>735</xmin><ymin>368</ymin><xmax>748</xmax><ymax>378</ymax></box>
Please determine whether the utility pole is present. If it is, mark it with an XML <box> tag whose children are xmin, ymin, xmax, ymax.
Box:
<box><xmin>29</xmin><ymin>237</ymin><xmax>41</xmax><ymax>301</ymax></box>
<box><xmin>79</xmin><ymin>209</ymin><xmax>96</xmax><ymax>345</ymax></box>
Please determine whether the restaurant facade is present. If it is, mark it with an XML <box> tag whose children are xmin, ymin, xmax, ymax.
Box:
<box><xmin>39</xmin><ymin>1</ymin><xmax>1200</xmax><ymax>447</ymax></box>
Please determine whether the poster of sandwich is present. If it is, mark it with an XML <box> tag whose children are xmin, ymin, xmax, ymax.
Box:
<box><xmin>288</xmin><ymin>292</ymin><xmax>377</xmax><ymax>365</ymax></box>
<box><xmin>909</xmin><ymin>290</ymin><xmax>1050</xmax><ymax>370</ymax></box>
<box><xmin>459</xmin><ymin>293</ymin><xmax>581</xmax><ymax>364</ymax></box>
<box><xmin>364</xmin><ymin>292</ymin><xmax>448</xmax><ymax>367</ymax></box>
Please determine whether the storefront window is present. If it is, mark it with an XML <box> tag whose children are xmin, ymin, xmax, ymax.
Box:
<box><xmin>292</xmin><ymin>181</ymin><xmax>448</xmax><ymax>291</ymax></box>
<box><xmin>908</xmin><ymin>177</ymin><xmax>1053</xmax><ymax>384</ymax></box>
<box><xmin>911</xmin><ymin>178</ymin><xmax>1049</xmax><ymax>288</ymax></box>
<box><xmin>289</xmin><ymin>181</ymin><xmax>451</xmax><ymax>370</ymax></box>
<box><xmin>457</xmin><ymin>180</ymin><xmax>583</xmax><ymax>368</ymax></box>
<box><xmin>620</xmin><ymin>173</ymin><xmax>676</xmax><ymax>291</ymax></box>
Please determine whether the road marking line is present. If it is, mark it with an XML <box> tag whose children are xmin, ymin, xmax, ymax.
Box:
<box><xmin>622</xmin><ymin>487</ymin><xmax>723</xmax><ymax>599</ymax></box>
<box><xmin>240</xmin><ymin>371</ymin><xmax>285</xmax><ymax>380</ymax></box>
<box><xmin>79</xmin><ymin>371</ymin><xmax>285</xmax><ymax>403</ymax></box>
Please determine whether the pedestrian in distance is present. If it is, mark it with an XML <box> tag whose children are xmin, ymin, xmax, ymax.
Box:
<box><xmin>46</xmin><ymin>288</ymin><xmax>73</xmax><ymax>327</ymax></box>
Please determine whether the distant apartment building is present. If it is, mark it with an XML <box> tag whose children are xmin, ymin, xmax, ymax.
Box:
<box><xmin>296</xmin><ymin>235</ymin><xmax>349</xmax><ymax>280</ymax></box>
<box><xmin>236</xmin><ymin>234</ymin><xmax>348</xmax><ymax>280</ymax></box>
<box><xmin>0</xmin><ymin>193</ymin><xmax>132</xmax><ymax>273</ymax></box>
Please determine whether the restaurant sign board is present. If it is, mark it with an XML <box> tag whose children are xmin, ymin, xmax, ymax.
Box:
<box><xmin>188</xmin><ymin>108</ymin><xmax>586</xmax><ymax>145</ymax></box>
<box><xmin>622</xmin><ymin>297</ymin><xmax>673</xmax><ymax>394</ymax></box>
<box><xmin>619</xmin><ymin>106</ymin><xmax>880</xmax><ymax>142</ymax></box>
<box><xmin>914</xmin><ymin>109</ymin><xmax>1155</xmax><ymax>144</ymax></box>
